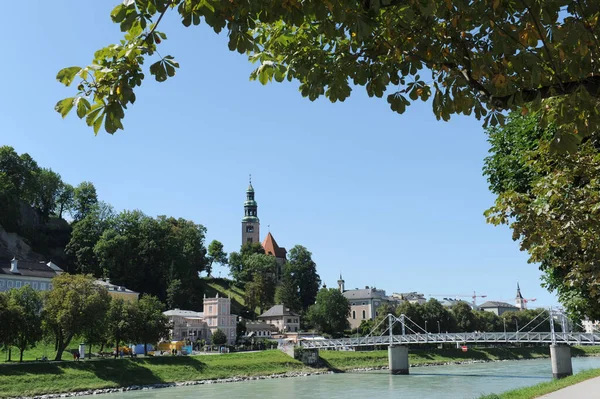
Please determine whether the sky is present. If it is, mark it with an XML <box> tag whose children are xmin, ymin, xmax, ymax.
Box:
<box><xmin>0</xmin><ymin>1</ymin><xmax>559</xmax><ymax>308</ymax></box>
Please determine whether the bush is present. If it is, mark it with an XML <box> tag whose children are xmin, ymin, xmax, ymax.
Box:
<box><xmin>211</xmin><ymin>329</ymin><xmax>227</xmax><ymax>345</ymax></box>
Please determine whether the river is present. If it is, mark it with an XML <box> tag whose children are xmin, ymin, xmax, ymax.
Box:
<box><xmin>104</xmin><ymin>357</ymin><xmax>600</xmax><ymax>399</ymax></box>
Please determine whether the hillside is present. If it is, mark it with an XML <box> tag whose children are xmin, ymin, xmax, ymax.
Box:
<box><xmin>199</xmin><ymin>277</ymin><xmax>258</xmax><ymax>318</ymax></box>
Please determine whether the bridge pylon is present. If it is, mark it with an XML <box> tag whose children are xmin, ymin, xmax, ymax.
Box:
<box><xmin>388</xmin><ymin>313</ymin><xmax>409</xmax><ymax>375</ymax></box>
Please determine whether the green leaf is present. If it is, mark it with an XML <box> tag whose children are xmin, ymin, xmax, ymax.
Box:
<box><xmin>56</xmin><ymin>67</ymin><xmax>82</xmax><ymax>86</ymax></box>
<box><xmin>55</xmin><ymin>98</ymin><xmax>75</xmax><ymax>118</ymax></box>
<box><xmin>75</xmin><ymin>97</ymin><xmax>91</xmax><ymax>119</ymax></box>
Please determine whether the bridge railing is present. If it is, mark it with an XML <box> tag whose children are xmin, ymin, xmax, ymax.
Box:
<box><xmin>298</xmin><ymin>332</ymin><xmax>600</xmax><ymax>349</ymax></box>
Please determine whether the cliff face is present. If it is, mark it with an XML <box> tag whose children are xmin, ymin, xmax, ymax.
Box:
<box><xmin>0</xmin><ymin>223</ymin><xmax>44</xmax><ymax>262</ymax></box>
<box><xmin>0</xmin><ymin>201</ymin><xmax>72</xmax><ymax>270</ymax></box>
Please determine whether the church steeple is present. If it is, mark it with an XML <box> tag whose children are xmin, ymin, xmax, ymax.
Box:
<box><xmin>337</xmin><ymin>273</ymin><xmax>345</xmax><ymax>293</ymax></box>
<box><xmin>242</xmin><ymin>175</ymin><xmax>260</xmax><ymax>245</ymax></box>
<box><xmin>515</xmin><ymin>282</ymin><xmax>525</xmax><ymax>310</ymax></box>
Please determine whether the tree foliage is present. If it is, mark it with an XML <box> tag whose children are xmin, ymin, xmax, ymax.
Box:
<box><xmin>207</xmin><ymin>240</ymin><xmax>228</xmax><ymax>277</ymax></box>
<box><xmin>58</xmin><ymin>0</ymin><xmax>600</xmax><ymax>149</ymax></box>
<box><xmin>211</xmin><ymin>328</ymin><xmax>227</xmax><ymax>345</ymax></box>
<box><xmin>73</xmin><ymin>181</ymin><xmax>98</xmax><ymax>222</ymax></box>
<box><xmin>484</xmin><ymin>112</ymin><xmax>600</xmax><ymax>320</ymax></box>
<box><xmin>307</xmin><ymin>288</ymin><xmax>350</xmax><ymax>336</ymax></box>
<box><xmin>285</xmin><ymin>245</ymin><xmax>321</xmax><ymax>311</ymax></box>
<box><xmin>43</xmin><ymin>274</ymin><xmax>111</xmax><ymax>360</ymax></box>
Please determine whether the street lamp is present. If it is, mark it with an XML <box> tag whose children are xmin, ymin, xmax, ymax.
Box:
<box><xmin>437</xmin><ymin>321</ymin><xmax>441</xmax><ymax>334</ymax></box>
<box><xmin>425</xmin><ymin>321</ymin><xmax>428</xmax><ymax>333</ymax></box>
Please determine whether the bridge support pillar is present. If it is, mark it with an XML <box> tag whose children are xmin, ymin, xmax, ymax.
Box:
<box><xmin>550</xmin><ymin>344</ymin><xmax>572</xmax><ymax>379</ymax></box>
<box><xmin>388</xmin><ymin>345</ymin><xmax>409</xmax><ymax>375</ymax></box>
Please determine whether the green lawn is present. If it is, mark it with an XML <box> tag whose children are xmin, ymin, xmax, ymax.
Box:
<box><xmin>0</xmin><ymin>350</ymin><xmax>307</xmax><ymax>398</ymax></box>
<box><xmin>479</xmin><ymin>367</ymin><xmax>600</xmax><ymax>399</ymax></box>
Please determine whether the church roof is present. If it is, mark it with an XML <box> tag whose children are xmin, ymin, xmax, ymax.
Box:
<box><xmin>247</xmin><ymin>183</ymin><xmax>254</xmax><ymax>192</ymax></box>
<box><xmin>262</xmin><ymin>232</ymin><xmax>287</xmax><ymax>259</ymax></box>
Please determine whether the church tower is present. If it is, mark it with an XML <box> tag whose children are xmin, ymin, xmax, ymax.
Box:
<box><xmin>338</xmin><ymin>274</ymin><xmax>345</xmax><ymax>293</ymax></box>
<box><xmin>242</xmin><ymin>176</ymin><xmax>260</xmax><ymax>245</ymax></box>
<box><xmin>515</xmin><ymin>282</ymin><xmax>526</xmax><ymax>310</ymax></box>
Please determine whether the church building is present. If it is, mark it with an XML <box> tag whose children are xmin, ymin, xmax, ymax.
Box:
<box><xmin>241</xmin><ymin>178</ymin><xmax>287</xmax><ymax>277</ymax></box>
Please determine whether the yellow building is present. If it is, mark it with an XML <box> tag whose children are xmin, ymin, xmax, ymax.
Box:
<box><xmin>94</xmin><ymin>279</ymin><xmax>139</xmax><ymax>302</ymax></box>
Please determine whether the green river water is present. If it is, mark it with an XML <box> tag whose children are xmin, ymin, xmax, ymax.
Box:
<box><xmin>104</xmin><ymin>356</ymin><xmax>600</xmax><ymax>398</ymax></box>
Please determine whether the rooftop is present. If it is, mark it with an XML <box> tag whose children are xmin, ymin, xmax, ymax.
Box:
<box><xmin>258</xmin><ymin>304</ymin><xmax>299</xmax><ymax>318</ymax></box>
<box><xmin>163</xmin><ymin>309</ymin><xmax>205</xmax><ymax>318</ymax></box>
<box><xmin>262</xmin><ymin>232</ymin><xmax>287</xmax><ymax>259</ymax></box>
<box><xmin>479</xmin><ymin>301</ymin><xmax>519</xmax><ymax>309</ymax></box>
<box><xmin>0</xmin><ymin>258</ymin><xmax>63</xmax><ymax>279</ymax></box>
<box><xmin>343</xmin><ymin>287</ymin><xmax>387</xmax><ymax>300</ymax></box>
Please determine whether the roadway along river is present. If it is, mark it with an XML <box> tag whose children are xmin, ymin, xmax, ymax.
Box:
<box><xmin>104</xmin><ymin>356</ymin><xmax>600</xmax><ymax>399</ymax></box>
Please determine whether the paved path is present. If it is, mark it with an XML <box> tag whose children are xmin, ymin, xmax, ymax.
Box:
<box><xmin>538</xmin><ymin>376</ymin><xmax>600</xmax><ymax>398</ymax></box>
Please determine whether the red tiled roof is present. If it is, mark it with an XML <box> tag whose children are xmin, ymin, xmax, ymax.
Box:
<box><xmin>262</xmin><ymin>232</ymin><xmax>287</xmax><ymax>259</ymax></box>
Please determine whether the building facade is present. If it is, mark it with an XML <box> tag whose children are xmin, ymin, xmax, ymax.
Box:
<box><xmin>94</xmin><ymin>279</ymin><xmax>139</xmax><ymax>302</ymax></box>
<box><xmin>515</xmin><ymin>283</ymin><xmax>526</xmax><ymax>310</ymax></box>
<box><xmin>258</xmin><ymin>304</ymin><xmax>300</xmax><ymax>333</ymax></box>
<box><xmin>338</xmin><ymin>276</ymin><xmax>393</xmax><ymax>330</ymax></box>
<box><xmin>163</xmin><ymin>295</ymin><xmax>237</xmax><ymax>345</ymax></box>
<box><xmin>0</xmin><ymin>258</ymin><xmax>63</xmax><ymax>292</ymax></box>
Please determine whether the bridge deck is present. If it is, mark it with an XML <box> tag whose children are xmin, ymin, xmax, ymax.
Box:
<box><xmin>298</xmin><ymin>332</ymin><xmax>600</xmax><ymax>349</ymax></box>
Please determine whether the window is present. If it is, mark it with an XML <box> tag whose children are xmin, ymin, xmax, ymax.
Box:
<box><xmin>7</xmin><ymin>281</ymin><xmax>13</xmax><ymax>288</ymax></box>
<box><xmin>362</xmin><ymin>310</ymin><xmax>366</xmax><ymax>319</ymax></box>
<box><xmin>209</xmin><ymin>306</ymin><xmax>213</xmax><ymax>314</ymax></box>
<box><xmin>362</xmin><ymin>302</ymin><xmax>366</xmax><ymax>305</ymax></box>
<box><xmin>48</xmin><ymin>283</ymin><xmax>52</xmax><ymax>290</ymax></box>
<box><xmin>16</xmin><ymin>281</ymin><xmax>21</xmax><ymax>288</ymax></box>
<box><xmin>287</xmin><ymin>318</ymin><xmax>292</xmax><ymax>323</ymax></box>
<box><xmin>40</xmin><ymin>283</ymin><xmax>46</xmax><ymax>290</ymax></box>
<box><xmin>33</xmin><ymin>282</ymin><xmax>38</xmax><ymax>289</ymax></box>
<box><xmin>247</xmin><ymin>238</ymin><xmax>253</xmax><ymax>243</ymax></box>
<box><xmin>246</xmin><ymin>225</ymin><xmax>254</xmax><ymax>233</ymax></box>
<box><xmin>375</xmin><ymin>311</ymin><xmax>379</xmax><ymax>317</ymax></box>
<box><xmin>0</xmin><ymin>280</ymin><xmax>4</xmax><ymax>288</ymax></box>
<box><xmin>352</xmin><ymin>311</ymin><xmax>356</xmax><ymax>319</ymax></box>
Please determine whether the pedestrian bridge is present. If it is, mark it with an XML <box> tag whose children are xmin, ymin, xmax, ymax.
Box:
<box><xmin>298</xmin><ymin>331</ymin><xmax>600</xmax><ymax>349</ymax></box>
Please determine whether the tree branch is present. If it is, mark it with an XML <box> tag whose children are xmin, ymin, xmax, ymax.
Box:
<box><xmin>492</xmin><ymin>76</ymin><xmax>600</xmax><ymax>109</ymax></box>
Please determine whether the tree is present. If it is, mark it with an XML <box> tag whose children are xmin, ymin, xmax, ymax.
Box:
<box><xmin>285</xmin><ymin>245</ymin><xmax>321</xmax><ymax>311</ymax></box>
<box><xmin>484</xmin><ymin>112</ymin><xmax>600</xmax><ymax>320</ymax></box>
<box><xmin>307</xmin><ymin>288</ymin><xmax>350</xmax><ymax>336</ymax></box>
<box><xmin>206</xmin><ymin>240</ymin><xmax>228</xmax><ymax>277</ymax></box>
<box><xmin>421</xmin><ymin>299</ymin><xmax>456</xmax><ymax>333</ymax></box>
<box><xmin>66</xmin><ymin>204</ymin><xmax>115</xmax><ymax>276</ymax></box>
<box><xmin>211</xmin><ymin>328</ymin><xmax>227</xmax><ymax>345</ymax></box>
<box><xmin>228</xmin><ymin>242</ymin><xmax>265</xmax><ymax>284</ymax></box>
<box><xmin>73</xmin><ymin>181</ymin><xmax>98</xmax><ymax>221</ymax></box>
<box><xmin>58</xmin><ymin>1</ymin><xmax>599</xmax><ymax>148</ymax></box>
<box><xmin>33</xmin><ymin>168</ymin><xmax>62</xmax><ymax>222</ymax></box>
<box><xmin>0</xmin><ymin>292</ymin><xmax>18</xmax><ymax>361</ymax></box>
<box><xmin>475</xmin><ymin>310</ymin><xmax>501</xmax><ymax>332</ymax></box>
<box><xmin>134</xmin><ymin>295</ymin><xmax>169</xmax><ymax>355</ymax></box>
<box><xmin>243</xmin><ymin>254</ymin><xmax>278</xmax><ymax>313</ymax></box>
<box><xmin>7</xmin><ymin>286</ymin><xmax>43</xmax><ymax>362</ymax></box>
<box><xmin>451</xmin><ymin>301</ymin><xmax>477</xmax><ymax>333</ymax></box>
<box><xmin>274</xmin><ymin>275</ymin><xmax>301</xmax><ymax>313</ymax></box>
<box><xmin>55</xmin><ymin>182</ymin><xmax>75</xmax><ymax>219</ymax></box>
<box><xmin>43</xmin><ymin>274</ymin><xmax>111</xmax><ymax>360</ymax></box>
<box><xmin>106</xmin><ymin>298</ymin><xmax>137</xmax><ymax>357</ymax></box>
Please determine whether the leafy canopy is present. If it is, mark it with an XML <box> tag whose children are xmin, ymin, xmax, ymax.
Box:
<box><xmin>484</xmin><ymin>112</ymin><xmax>600</xmax><ymax>320</ymax></box>
<box><xmin>57</xmin><ymin>0</ymin><xmax>599</xmax><ymax>149</ymax></box>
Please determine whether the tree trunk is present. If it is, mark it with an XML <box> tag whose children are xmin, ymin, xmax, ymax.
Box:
<box><xmin>7</xmin><ymin>347</ymin><xmax>11</xmax><ymax>362</ymax></box>
<box><xmin>144</xmin><ymin>342</ymin><xmax>148</xmax><ymax>356</ymax></box>
<box><xmin>54</xmin><ymin>332</ymin><xmax>73</xmax><ymax>361</ymax></box>
<box><xmin>19</xmin><ymin>348</ymin><xmax>24</xmax><ymax>363</ymax></box>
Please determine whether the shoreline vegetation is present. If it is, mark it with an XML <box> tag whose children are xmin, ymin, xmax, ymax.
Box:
<box><xmin>1</xmin><ymin>347</ymin><xmax>599</xmax><ymax>399</ymax></box>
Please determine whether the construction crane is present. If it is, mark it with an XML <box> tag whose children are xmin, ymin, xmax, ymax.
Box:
<box><xmin>428</xmin><ymin>291</ymin><xmax>488</xmax><ymax>308</ymax></box>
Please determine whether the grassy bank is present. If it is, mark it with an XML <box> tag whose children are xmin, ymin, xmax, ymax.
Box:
<box><xmin>0</xmin><ymin>350</ymin><xmax>308</xmax><ymax>398</ymax></box>
<box><xmin>479</xmin><ymin>367</ymin><xmax>600</xmax><ymax>399</ymax></box>
<box><xmin>319</xmin><ymin>346</ymin><xmax>600</xmax><ymax>371</ymax></box>
<box><xmin>1</xmin><ymin>346</ymin><xmax>599</xmax><ymax>398</ymax></box>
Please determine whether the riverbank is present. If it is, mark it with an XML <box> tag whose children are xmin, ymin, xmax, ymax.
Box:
<box><xmin>479</xmin><ymin>367</ymin><xmax>600</xmax><ymax>399</ymax></box>
<box><xmin>1</xmin><ymin>347</ymin><xmax>599</xmax><ymax>399</ymax></box>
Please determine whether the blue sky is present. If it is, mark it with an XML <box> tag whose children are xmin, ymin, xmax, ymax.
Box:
<box><xmin>0</xmin><ymin>1</ymin><xmax>558</xmax><ymax>308</ymax></box>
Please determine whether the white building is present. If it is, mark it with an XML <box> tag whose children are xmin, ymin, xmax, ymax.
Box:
<box><xmin>163</xmin><ymin>294</ymin><xmax>237</xmax><ymax>345</ymax></box>
<box><xmin>0</xmin><ymin>258</ymin><xmax>63</xmax><ymax>292</ymax></box>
